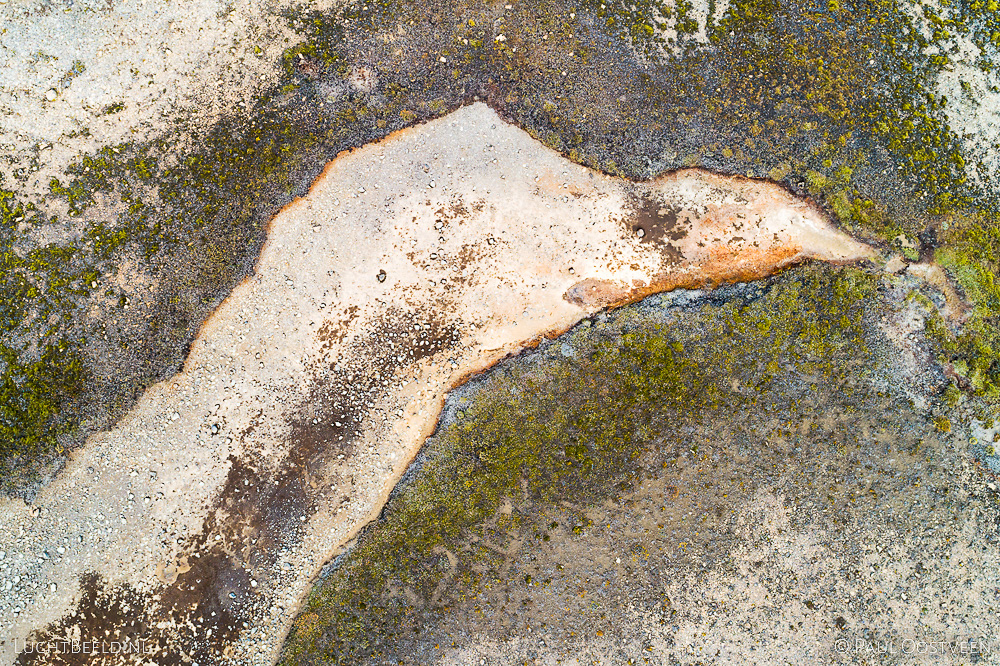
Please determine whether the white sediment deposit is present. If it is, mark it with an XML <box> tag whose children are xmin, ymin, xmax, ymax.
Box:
<box><xmin>0</xmin><ymin>103</ymin><xmax>873</xmax><ymax>665</ymax></box>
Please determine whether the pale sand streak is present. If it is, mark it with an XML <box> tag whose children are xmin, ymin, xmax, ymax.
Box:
<box><xmin>0</xmin><ymin>103</ymin><xmax>873</xmax><ymax>664</ymax></box>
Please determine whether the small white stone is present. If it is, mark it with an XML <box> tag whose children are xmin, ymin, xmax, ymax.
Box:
<box><xmin>44</xmin><ymin>88</ymin><xmax>57</xmax><ymax>102</ymax></box>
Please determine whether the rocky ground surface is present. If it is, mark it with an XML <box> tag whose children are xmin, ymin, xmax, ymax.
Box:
<box><xmin>2</xmin><ymin>0</ymin><xmax>1000</xmax><ymax>664</ymax></box>
<box><xmin>0</xmin><ymin>105</ymin><xmax>872</xmax><ymax>665</ymax></box>
<box><xmin>2</xmin><ymin>0</ymin><xmax>997</xmax><ymax>497</ymax></box>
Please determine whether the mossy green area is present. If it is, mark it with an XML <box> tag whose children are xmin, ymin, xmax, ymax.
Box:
<box><xmin>280</xmin><ymin>265</ymin><xmax>970</xmax><ymax>664</ymax></box>
<box><xmin>0</xmin><ymin>180</ymin><xmax>90</xmax><ymax>489</ymax></box>
<box><xmin>929</xmin><ymin>213</ymin><xmax>1000</xmax><ymax>401</ymax></box>
<box><xmin>1</xmin><ymin>0</ymin><xmax>997</xmax><ymax>485</ymax></box>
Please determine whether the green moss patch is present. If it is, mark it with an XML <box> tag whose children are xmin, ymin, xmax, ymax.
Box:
<box><xmin>0</xmin><ymin>179</ymin><xmax>89</xmax><ymax>490</ymax></box>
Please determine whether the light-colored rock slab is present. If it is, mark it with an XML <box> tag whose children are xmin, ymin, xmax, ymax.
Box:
<box><xmin>0</xmin><ymin>103</ymin><xmax>872</xmax><ymax>665</ymax></box>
